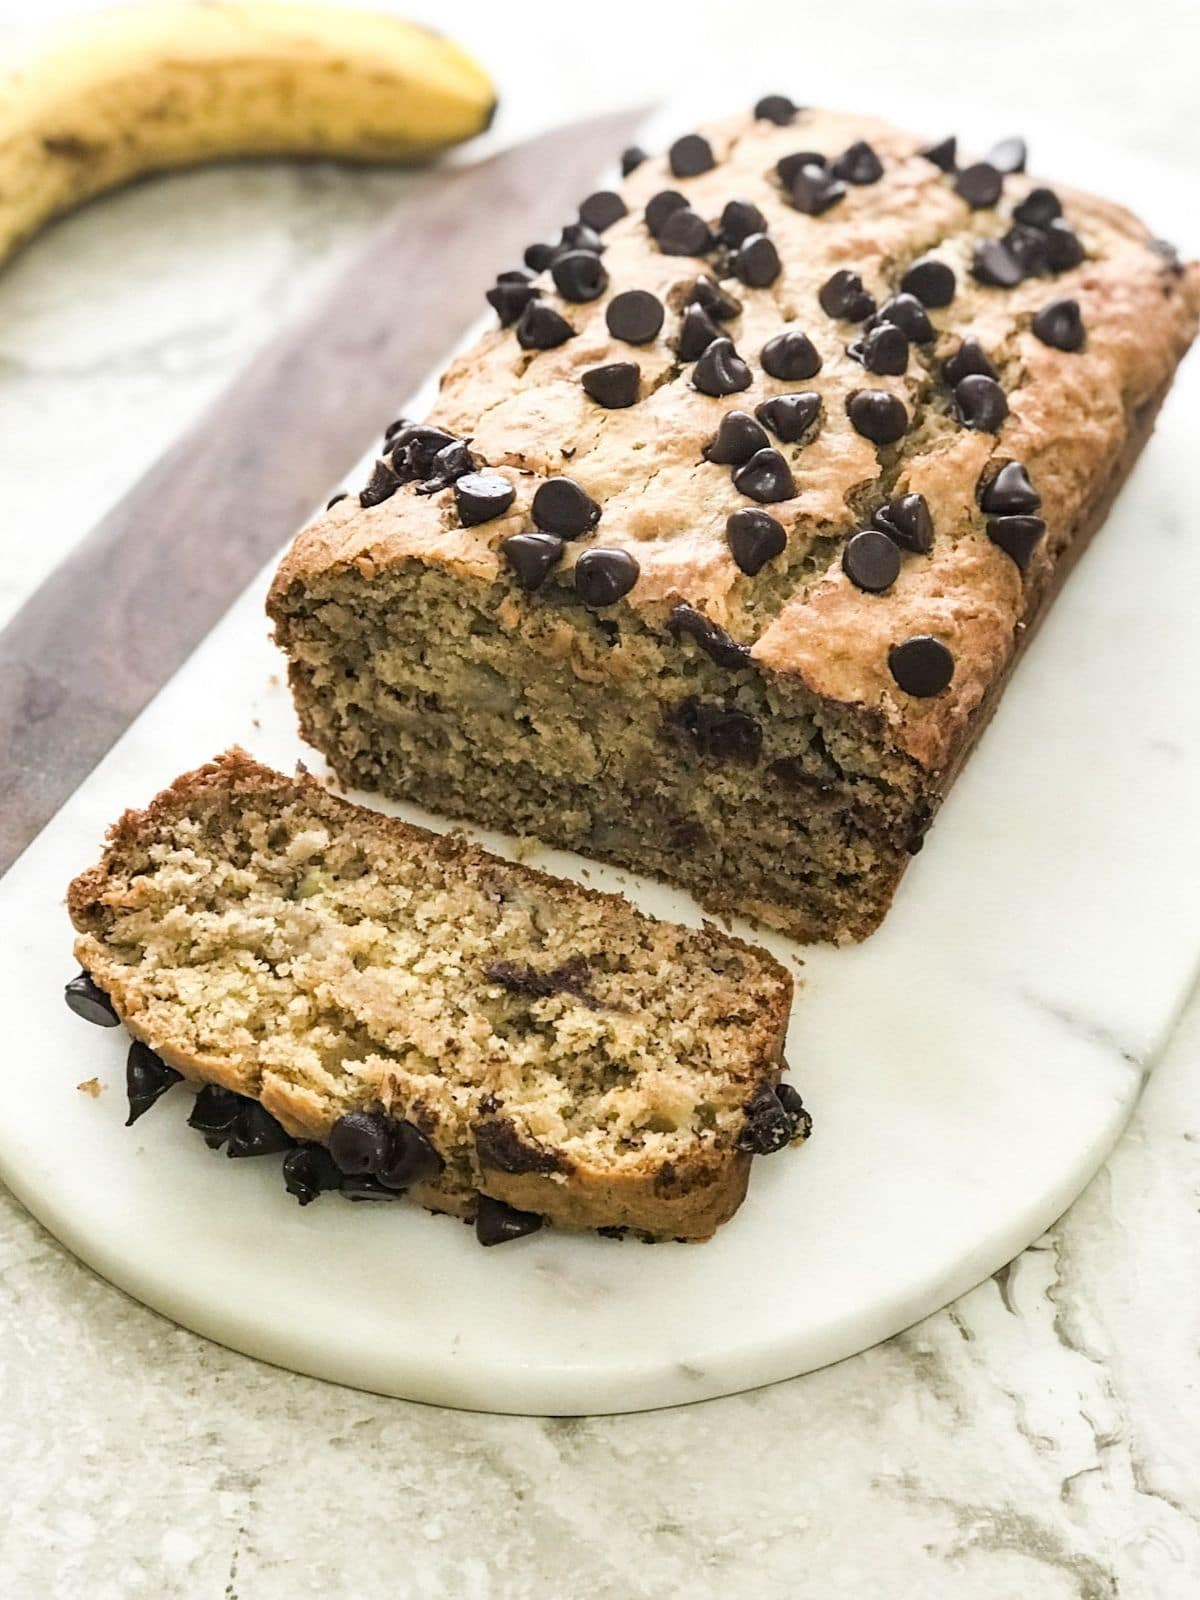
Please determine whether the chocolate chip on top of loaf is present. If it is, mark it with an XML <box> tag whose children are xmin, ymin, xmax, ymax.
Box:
<box><xmin>270</xmin><ymin>102</ymin><xmax>1200</xmax><ymax>944</ymax></box>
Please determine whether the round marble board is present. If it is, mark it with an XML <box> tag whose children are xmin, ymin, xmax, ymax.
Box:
<box><xmin>1</xmin><ymin>150</ymin><xmax>1198</xmax><ymax>1419</ymax></box>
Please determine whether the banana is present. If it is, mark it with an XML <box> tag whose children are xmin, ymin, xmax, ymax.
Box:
<box><xmin>0</xmin><ymin>2</ymin><xmax>496</xmax><ymax>268</ymax></box>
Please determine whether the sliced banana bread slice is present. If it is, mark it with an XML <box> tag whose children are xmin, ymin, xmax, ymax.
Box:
<box><xmin>66</xmin><ymin>750</ymin><xmax>803</xmax><ymax>1241</ymax></box>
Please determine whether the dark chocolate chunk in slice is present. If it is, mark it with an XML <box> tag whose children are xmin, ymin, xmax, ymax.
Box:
<box><xmin>755</xmin><ymin>392</ymin><xmax>821</xmax><ymax>444</ymax></box>
<box><xmin>943</xmin><ymin>336</ymin><xmax>998</xmax><ymax>386</ymax></box>
<box><xmin>657</xmin><ymin>207</ymin><xmax>713</xmax><ymax>257</ymax></box>
<box><xmin>283</xmin><ymin>1144</ymin><xmax>343</xmax><ymax>1205</ymax></box>
<box><xmin>226</xmin><ymin>1101</ymin><xmax>296</xmax><ymax>1158</ymax></box>
<box><xmin>986</xmin><ymin>135</ymin><xmax>1027</xmax><ymax>174</ymax></box>
<box><xmin>359</xmin><ymin>458</ymin><xmax>400</xmax><ymax>508</ymax></box>
<box><xmin>475</xmin><ymin>1114</ymin><xmax>565</xmax><ymax>1174</ymax></box>
<box><xmin>125</xmin><ymin>1040</ymin><xmax>182</xmax><ymax>1126</ymax></box>
<box><xmin>842</xmin><ymin>528</ymin><xmax>901</xmax><ymax>593</ymax></box>
<box><xmin>677</xmin><ymin>303</ymin><xmax>723</xmax><ymax>362</ymax></box>
<box><xmin>455</xmin><ymin>471</ymin><xmax>516</xmax><ymax>527</ymax></box>
<box><xmin>645</xmin><ymin>188</ymin><xmax>688</xmax><ymax>236</ymax></box>
<box><xmin>187</xmin><ymin>1083</ymin><xmax>246</xmax><ymax>1149</ymax></box>
<box><xmin>754</xmin><ymin>93</ymin><xmax>797</xmax><ymax>125</ymax></box>
<box><xmin>732</xmin><ymin>447</ymin><xmax>795</xmax><ymax>504</ymax></box>
<box><xmin>551</xmin><ymin>248</ymin><xmax>607</xmax><ymax>303</ymax></box>
<box><xmin>501</xmin><ymin>531</ymin><xmax>565</xmax><ymax>591</ymax></box>
<box><xmin>667</xmin><ymin>603</ymin><xmax>753</xmax><ymax>670</ymax></box>
<box><xmin>832</xmin><ymin>139</ymin><xmax>883</xmax><ymax>184</ymax></box>
<box><xmin>532</xmin><ymin>476</ymin><xmax>601</xmax><ymax>537</ymax></box>
<box><xmin>673</xmin><ymin>698</ymin><xmax>763</xmax><ymax>764</ymax></box>
<box><xmin>693</xmin><ymin>337</ymin><xmax>753</xmax><ymax>396</ymax></box>
<box><xmin>579</xmin><ymin>189</ymin><xmax>627</xmax><ymax>233</ymax></box>
<box><xmin>582</xmin><ymin>361</ymin><xmax>640</xmax><ymax>409</ymax></box>
<box><xmin>374</xmin><ymin>1120</ymin><xmax>444</xmax><ymax>1190</ymax></box>
<box><xmin>952</xmin><ymin>374</ymin><xmax>1008</xmax><ymax>431</ymax></box>
<box><xmin>516</xmin><ymin>300</ymin><xmax>574</xmax><ymax>350</ymax></box>
<box><xmin>329</xmin><ymin>1109</ymin><xmax>392</xmax><ymax>1175</ymax></box>
<box><xmin>669</xmin><ymin>132</ymin><xmax>716</xmax><ymax>177</ymax></box>
<box><xmin>987</xmin><ymin>514</ymin><xmax>1047</xmax><ymax>569</ymax></box>
<box><xmin>900</xmin><ymin>255</ymin><xmax>956</xmax><ymax>308</ymax></box>
<box><xmin>818</xmin><ymin>268</ymin><xmax>876</xmax><ymax>322</ymax></box>
<box><xmin>1032</xmin><ymin>296</ymin><xmax>1085</xmax><ymax>351</ymax></box>
<box><xmin>920</xmin><ymin>135</ymin><xmax>957</xmax><ymax>172</ymax></box>
<box><xmin>719</xmin><ymin>198</ymin><xmax>769</xmax><ymax>246</ymax></box>
<box><xmin>726</xmin><ymin>507</ymin><xmax>786</xmax><ymax>575</ymax></box>
<box><xmin>1013</xmin><ymin>186</ymin><xmax>1062</xmax><ymax>227</ymax></box>
<box><xmin>873</xmin><ymin>493</ymin><xmax>934</xmax><ymax>553</ymax></box>
<box><xmin>573</xmin><ymin>547</ymin><xmax>639</xmax><ymax>606</ymax></box>
<box><xmin>606</xmin><ymin>288</ymin><xmax>665</xmax><ymax>345</ymax></box>
<box><xmin>888</xmin><ymin>635</ymin><xmax>955</xmax><ymax>697</ymax></box>
<box><xmin>846</xmin><ymin>390</ymin><xmax>908</xmax><ymax>445</ymax></box>
<box><xmin>737</xmin><ymin>1082</ymin><xmax>794</xmax><ymax>1154</ymax></box>
<box><xmin>775</xmin><ymin>1081</ymin><xmax>813</xmax><ymax>1140</ymax></box>
<box><xmin>954</xmin><ymin>161</ymin><xmax>1003</xmax><ymax>209</ymax></box>
<box><xmin>703</xmin><ymin>410</ymin><xmax>770</xmax><ymax>466</ymax></box>
<box><xmin>734</xmin><ymin>233</ymin><xmax>781</xmax><ymax>288</ymax></box>
<box><xmin>340</xmin><ymin>1174</ymin><xmax>403</xmax><ymax>1202</ymax></box>
<box><xmin>64</xmin><ymin>970</ymin><xmax>118</xmax><ymax>1026</ymax></box>
<box><xmin>475</xmin><ymin>1194</ymin><xmax>544</xmax><ymax>1246</ymax></box>
<box><xmin>980</xmin><ymin>461</ymin><xmax>1041</xmax><ymax>514</ymax></box>
<box><xmin>972</xmin><ymin>237</ymin><xmax>1025</xmax><ymax>289</ymax></box>
<box><xmin>760</xmin><ymin>328</ymin><xmax>821</xmax><ymax>381</ymax></box>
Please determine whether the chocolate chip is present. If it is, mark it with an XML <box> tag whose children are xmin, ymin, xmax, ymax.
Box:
<box><xmin>516</xmin><ymin>300</ymin><xmax>574</xmax><ymax>349</ymax></box>
<box><xmin>283</xmin><ymin>1144</ymin><xmax>342</xmax><ymax>1205</ymax></box>
<box><xmin>1151</xmin><ymin>237</ymin><xmax>1184</xmax><ymax>274</ymax></box>
<box><xmin>621</xmin><ymin>145</ymin><xmax>647</xmax><ymax>176</ymax></box>
<box><xmin>677</xmin><ymin>303</ymin><xmax>723</xmax><ymax>361</ymax></box>
<box><xmin>842</xmin><ymin>528</ymin><xmax>901</xmax><ymax>593</ymax></box>
<box><xmin>900</xmin><ymin>255</ymin><xmax>956</xmax><ymax>308</ymax></box>
<box><xmin>726</xmin><ymin>508</ymin><xmax>786</xmax><ymax>574</ymax></box>
<box><xmin>1002</xmin><ymin>224</ymin><xmax>1049</xmax><ymax>278</ymax></box>
<box><xmin>329</xmin><ymin>1109</ymin><xmax>391</xmax><ymax>1175</ymax></box>
<box><xmin>579</xmin><ymin>189</ymin><xmax>627</xmax><ymax>232</ymax></box>
<box><xmin>524</xmin><ymin>240</ymin><xmax>558</xmax><ymax>272</ymax></box>
<box><xmin>670</xmin><ymin>133</ymin><xmax>715</xmax><ymax>177</ymax></box>
<box><xmin>734</xmin><ymin>233</ymin><xmax>781</xmax><ymax>287</ymax></box>
<box><xmin>846</xmin><ymin>390</ymin><xmax>908</xmax><ymax>445</ymax></box>
<box><xmin>657</xmin><ymin>207</ymin><xmax>713</xmax><ymax>256</ymax></box>
<box><xmin>187</xmin><ymin>1083</ymin><xmax>245</xmax><ymax>1148</ymax></box>
<box><xmin>755</xmin><ymin>392</ymin><xmax>821</xmax><ymax>444</ymax></box>
<box><xmin>340</xmin><ymin>1175</ymin><xmax>402</xmax><ymax>1202</ymax></box>
<box><xmin>818</xmin><ymin>269</ymin><xmax>876</xmax><ymax>322</ymax></box>
<box><xmin>551</xmin><ymin>248</ymin><xmax>607</xmax><ymax>303</ymax></box>
<box><xmin>359</xmin><ymin>458</ymin><xmax>400</xmax><ymax>507</ymax></box>
<box><xmin>673</xmin><ymin>698</ymin><xmax>762</xmax><ymax>764</ymax></box>
<box><xmin>683</xmin><ymin>274</ymin><xmax>741</xmax><ymax>321</ymax></box>
<box><xmin>972</xmin><ymin>237</ymin><xmax>1025</xmax><ymax>288</ymax></box>
<box><xmin>921</xmin><ymin>135</ymin><xmax>957</xmax><ymax>172</ymax></box>
<box><xmin>693</xmin><ymin>337</ymin><xmax>753</xmax><ymax>396</ymax></box>
<box><xmin>645</xmin><ymin>189</ymin><xmax>688</xmax><ymax>237</ymax></box>
<box><xmin>374</xmin><ymin>1120</ymin><xmax>444</xmax><ymax>1190</ymax></box>
<box><xmin>760</xmin><ymin>328</ymin><xmax>821</xmax><ymax>380</ymax></box>
<box><xmin>560</xmin><ymin>220</ymin><xmax>605</xmax><ymax>256</ymax></box>
<box><xmin>606</xmin><ymin>288</ymin><xmax>664</xmax><ymax>344</ymax></box>
<box><xmin>1013</xmin><ymin>186</ymin><xmax>1062</xmax><ymax>228</ymax></box>
<box><xmin>776</xmin><ymin>150</ymin><xmax>827</xmax><ymax>188</ymax></box>
<box><xmin>486</xmin><ymin>276</ymin><xmax>539</xmax><ymax>325</ymax></box>
<box><xmin>475</xmin><ymin>1113</ymin><xmax>566</xmax><ymax>1171</ymax></box>
<box><xmin>501</xmin><ymin>531</ymin><xmax>564</xmax><ymax>590</ymax></box>
<box><xmin>873</xmin><ymin>493</ymin><xmax>934</xmax><ymax>553</ymax></box>
<box><xmin>775</xmin><ymin>1081</ymin><xmax>813</xmax><ymax>1140</ymax></box>
<box><xmin>789</xmin><ymin>163</ymin><xmax>845</xmax><ymax>215</ymax></box>
<box><xmin>582</xmin><ymin>360</ymin><xmax>640</xmax><ymax>409</ymax></box>
<box><xmin>391</xmin><ymin>423</ymin><xmax>457</xmax><ymax>477</ymax></box>
<box><xmin>124</xmin><ymin>1041</ymin><xmax>182</xmax><ymax>1126</ymax></box>
<box><xmin>1044</xmin><ymin>219</ymin><xmax>1084</xmax><ymax>272</ymax></box>
<box><xmin>980</xmin><ymin>462</ymin><xmax>1041</xmax><ymax>515</ymax></box>
<box><xmin>1032</xmin><ymin>296</ymin><xmax>1085</xmax><ymax>351</ymax></box>
<box><xmin>326</xmin><ymin>492</ymin><xmax>347</xmax><ymax>509</ymax></box>
<box><xmin>987</xmin><ymin>514</ymin><xmax>1047</xmax><ymax>569</ymax></box>
<box><xmin>888</xmin><ymin>635</ymin><xmax>955</xmax><ymax>697</ymax></box>
<box><xmin>64</xmin><ymin>970</ymin><xmax>118</xmax><ymax>1026</ymax></box>
<box><xmin>953</xmin><ymin>374</ymin><xmax>1008</xmax><ymax>431</ymax></box>
<box><xmin>737</xmin><ymin>1083</ymin><xmax>793</xmax><ymax>1154</ymax></box>
<box><xmin>943</xmin><ymin>336</ymin><xmax>998</xmax><ymax>386</ymax></box>
<box><xmin>832</xmin><ymin>139</ymin><xmax>883</xmax><ymax>184</ymax></box>
<box><xmin>986</xmin><ymin>136</ymin><xmax>1027</xmax><ymax>174</ymax></box>
<box><xmin>719</xmin><ymin>198</ymin><xmax>768</xmax><ymax>246</ymax></box>
<box><xmin>384</xmin><ymin>416</ymin><xmax>411</xmax><ymax>440</ymax></box>
<box><xmin>955</xmin><ymin>162</ymin><xmax>1003</xmax><ymax>209</ymax></box>
<box><xmin>226</xmin><ymin>1100</ymin><xmax>295</xmax><ymax>1158</ymax></box>
<box><xmin>667</xmin><ymin>603</ymin><xmax>752</xmax><ymax>670</ymax></box>
<box><xmin>532</xmin><ymin>476</ymin><xmax>600</xmax><ymax>536</ymax></box>
<box><xmin>475</xmin><ymin>1194</ymin><xmax>543</xmax><ymax>1246</ymax></box>
<box><xmin>574</xmin><ymin>547</ymin><xmax>639</xmax><ymax>606</ymax></box>
<box><xmin>733</xmin><ymin>447</ymin><xmax>795</xmax><ymax>504</ymax></box>
<box><xmin>755</xmin><ymin>93</ymin><xmax>797</xmax><ymax>125</ymax></box>
<box><xmin>415</xmin><ymin>439</ymin><xmax>475</xmax><ymax>495</ymax></box>
<box><xmin>704</xmin><ymin>409</ymin><xmax>770</xmax><ymax>465</ymax></box>
<box><xmin>455</xmin><ymin>471</ymin><xmax>515</xmax><ymax>527</ymax></box>
<box><xmin>871</xmin><ymin>292</ymin><xmax>934</xmax><ymax>343</ymax></box>
<box><xmin>851</xmin><ymin>323</ymin><xmax>909</xmax><ymax>375</ymax></box>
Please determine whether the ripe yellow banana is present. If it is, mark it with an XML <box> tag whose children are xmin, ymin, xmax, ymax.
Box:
<box><xmin>0</xmin><ymin>2</ymin><xmax>496</xmax><ymax>268</ymax></box>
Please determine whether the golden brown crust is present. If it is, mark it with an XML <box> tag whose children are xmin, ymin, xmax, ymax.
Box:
<box><xmin>68</xmin><ymin>751</ymin><xmax>796</xmax><ymax>1241</ymax></box>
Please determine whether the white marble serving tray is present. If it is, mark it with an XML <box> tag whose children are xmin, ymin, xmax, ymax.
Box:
<box><xmin>1</xmin><ymin>123</ymin><xmax>1197</xmax><ymax>1415</ymax></box>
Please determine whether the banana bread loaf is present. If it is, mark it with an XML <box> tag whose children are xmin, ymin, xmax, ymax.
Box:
<box><xmin>66</xmin><ymin>751</ymin><xmax>802</xmax><ymax>1243</ymax></box>
<box><xmin>269</xmin><ymin>101</ymin><xmax>1200</xmax><ymax>942</ymax></box>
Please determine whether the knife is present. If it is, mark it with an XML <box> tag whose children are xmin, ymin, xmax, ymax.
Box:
<box><xmin>0</xmin><ymin>108</ymin><xmax>649</xmax><ymax>875</ymax></box>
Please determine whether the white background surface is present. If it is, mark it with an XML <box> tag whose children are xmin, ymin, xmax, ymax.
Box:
<box><xmin>2</xmin><ymin>0</ymin><xmax>1200</xmax><ymax>1594</ymax></box>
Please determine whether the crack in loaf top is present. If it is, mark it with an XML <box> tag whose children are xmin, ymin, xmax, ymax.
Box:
<box><xmin>271</xmin><ymin>102</ymin><xmax>1200</xmax><ymax>771</ymax></box>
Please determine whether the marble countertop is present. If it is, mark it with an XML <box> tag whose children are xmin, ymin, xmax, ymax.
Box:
<box><xmin>2</xmin><ymin>1</ymin><xmax>1199</xmax><ymax>1594</ymax></box>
